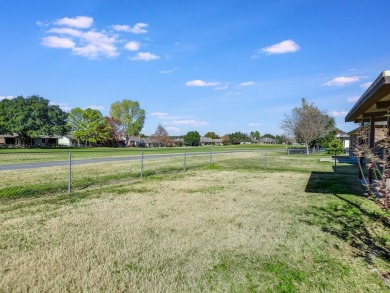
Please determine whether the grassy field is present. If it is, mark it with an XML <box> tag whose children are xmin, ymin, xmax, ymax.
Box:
<box><xmin>0</xmin><ymin>144</ymin><xmax>287</xmax><ymax>165</ymax></box>
<box><xmin>1</xmin><ymin>152</ymin><xmax>389</xmax><ymax>292</ymax></box>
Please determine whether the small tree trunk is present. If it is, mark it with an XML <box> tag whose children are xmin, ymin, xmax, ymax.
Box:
<box><xmin>306</xmin><ymin>143</ymin><xmax>309</xmax><ymax>155</ymax></box>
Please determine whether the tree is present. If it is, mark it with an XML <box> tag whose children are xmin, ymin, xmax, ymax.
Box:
<box><xmin>281</xmin><ymin>98</ymin><xmax>333</xmax><ymax>154</ymax></box>
<box><xmin>250</xmin><ymin>131</ymin><xmax>261</xmax><ymax>140</ymax></box>
<box><xmin>151</xmin><ymin>123</ymin><xmax>172</xmax><ymax>147</ymax></box>
<box><xmin>110</xmin><ymin>99</ymin><xmax>145</xmax><ymax>146</ymax></box>
<box><xmin>229</xmin><ymin>131</ymin><xmax>251</xmax><ymax>145</ymax></box>
<box><xmin>67</xmin><ymin>107</ymin><xmax>111</xmax><ymax>146</ymax></box>
<box><xmin>0</xmin><ymin>95</ymin><xmax>68</xmax><ymax>145</ymax></box>
<box><xmin>106</xmin><ymin>117</ymin><xmax>125</xmax><ymax>146</ymax></box>
<box><xmin>262</xmin><ymin>133</ymin><xmax>275</xmax><ymax>139</ymax></box>
<box><xmin>204</xmin><ymin>132</ymin><xmax>219</xmax><ymax>139</ymax></box>
<box><xmin>184</xmin><ymin>131</ymin><xmax>201</xmax><ymax>146</ymax></box>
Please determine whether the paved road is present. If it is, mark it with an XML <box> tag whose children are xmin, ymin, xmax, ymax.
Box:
<box><xmin>0</xmin><ymin>150</ymin><xmax>258</xmax><ymax>171</ymax></box>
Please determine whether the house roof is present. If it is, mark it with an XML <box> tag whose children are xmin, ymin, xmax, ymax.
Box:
<box><xmin>345</xmin><ymin>70</ymin><xmax>390</xmax><ymax>122</ymax></box>
<box><xmin>259</xmin><ymin>137</ymin><xmax>275</xmax><ymax>143</ymax></box>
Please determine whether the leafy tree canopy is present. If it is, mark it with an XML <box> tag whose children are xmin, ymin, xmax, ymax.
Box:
<box><xmin>250</xmin><ymin>131</ymin><xmax>261</xmax><ymax>140</ymax></box>
<box><xmin>0</xmin><ymin>95</ymin><xmax>68</xmax><ymax>145</ymax></box>
<box><xmin>204</xmin><ymin>132</ymin><xmax>219</xmax><ymax>139</ymax></box>
<box><xmin>229</xmin><ymin>131</ymin><xmax>251</xmax><ymax>145</ymax></box>
<box><xmin>110</xmin><ymin>99</ymin><xmax>145</xmax><ymax>146</ymax></box>
<box><xmin>262</xmin><ymin>133</ymin><xmax>275</xmax><ymax>139</ymax></box>
<box><xmin>67</xmin><ymin>107</ymin><xmax>111</xmax><ymax>145</ymax></box>
<box><xmin>184</xmin><ymin>131</ymin><xmax>201</xmax><ymax>146</ymax></box>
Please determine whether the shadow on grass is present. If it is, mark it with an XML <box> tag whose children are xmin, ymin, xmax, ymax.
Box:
<box><xmin>304</xmin><ymin>168</ymin><xmax>390</xmax><ymax>266</ymax></box>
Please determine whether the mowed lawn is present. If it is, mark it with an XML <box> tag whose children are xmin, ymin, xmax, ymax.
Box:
<box><xmin>1</xmin><ymin>152</ymin><xmax>389</xmax><ymax>292</ymax></box>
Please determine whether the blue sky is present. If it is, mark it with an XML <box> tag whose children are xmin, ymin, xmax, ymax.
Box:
<box><xmin>1</xmin><ymin>0</ymin><xmax>390</xmax><ymax>136</ymax></box>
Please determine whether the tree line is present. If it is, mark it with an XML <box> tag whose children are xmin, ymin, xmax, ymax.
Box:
<box><xmin>0</xmin><ymin>95</ymin><xmax>338</xmax><ymax>149</ymax></box>
<box><xmin>0</xmin><ymin>95</ymin><xmax>146</xmax><ymax>147</ymax></box>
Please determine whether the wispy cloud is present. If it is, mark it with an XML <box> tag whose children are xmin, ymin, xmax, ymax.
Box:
<box><xmin>360</xmin><ymin>82</ymin><xmax>373</xmax><ymax>89</ymax></box>
<box><xmin>347</xmin><ymin>96</ymin><xmax>359</xmax><ymax>103</ymax></box>
<box><xmin>160</xmin><ymin>67</ymin><xmax>178</xmax><ymax>74</ymax></box>
<box><xmin>152</xmin><ymin>112</ymin><xmax>207</xmax><ymax>127</ymax></box>
<box><xmin>248</xmin><ymin>123</ymin><xmax>261</xmax><ymax>127</ymax></box>
<box><xmin>323</xmin><ymin>76</ymin><xmax>360</xmax><ymax>87</ymax></box>
<box><xmin>112</xmin><ymin>23</ymin><xmax>148</xmax><ymax>34</ymax></box>
<box><xmin>54</xmin><ymin>16</ymin><xmax>93</xmax><ymax>29</ymax></box>
<box><xmin>260</xmin><ymin>39</ymin><xmax>300</xmax><ymax>55</ymax></box>
<box><xmin>41</xmin><ymin>36</ymin><xmax>76</xmax><ymax>48</ymax></box>
<box><xmin>130</xmin><ymin>52</ymin><xmax>160</xmax><ymax>61</ymax></box>
<box><xmin>214</xmin><ymin>85</ymin><xmax>228</xmax><ymax>90</ymax></box>
<box><xmin>186</xmin><ymin>80</ymin><xmax>220</xmax><ymax>87</ymax></box>
<box><xmin>328</xmin><ymin>111</ymin><xmax>348</xmax><ymax>117</ymax></box>
<box><xmin>85</xmin><ymin>105</ymin><xmax>105</xmax><ymax>111</ymax></box>
<box><xmin>239</xmin><ymin>81</ymin><xmax>255</xmax><ymax>87</ymax></box>
<box><xmin>49</xmin><ymin>102</ymin><xmax>72</xmax><ymax>112</ymax></box>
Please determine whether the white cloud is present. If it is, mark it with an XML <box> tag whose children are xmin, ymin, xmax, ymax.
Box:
<box><xmin>130</xmin><ymin>52</ymin><xmax>160</xmax><ymax>61</ymax></box>
<box><xmin>0</xmin><ymin>96</ymin><xmax>16</xmax><ymax>101</ymax></box>
<box><xmin>55</xmin><ymin>16</ymin><xmax>93</xmax><ymax>29</ymax></box>
<box><xmin>124</xmin><ymin>41</ymin><xmax>141</xmax><ymax>51</ymax></box>
<box><xmin>40</xmin><ymin>17</ymin><xmax>154</xmax><ymax>59</ymax></box>
<box><xmin>329</xmin><ymin>111</ymin><xmax>348</xmax><ymax>117</ymax></box>
<box><xmin>186</xmin><ymin>80</ymin><xmax>220</xmax><ymax>87</ymax></box>
<box><xmin>129</xmin><ymin>23</ymin><xmax>148</xmax><ymax>34</ymax></box>
<box><xmin>248</xmin><ymin>123</ymin><xmax>261</xmax><ymax>127</ymax></box>
<box><xmin>360</xmin><ymin>82</ymin><xmax>373</xmax><ymax>89</ymax></box>
<box><xmin>41</xmin><ymin>36</ymin><xmax>75</xmax><ymax>48</ymax></box>
<box><xmin>239</xmin><ymin>81</ymin><xmax>255</xmax><ymax>87</ymax></box>
<box><xmin>261</xmin><ymin>39</ymin><xmax>300</xmax><ymax>55</ymax></box>
<box><xmin>48</xmin><ymin>28</ymin><xmax>83</xmax><ymax>37</ymax></box>
<box><xmin>323</xmin><ymin>76</ymin><xmax>360</xmax><ymax>86</ymax></box>
<box><xmin>113</xmin><ymin>23</ymin><xmax>148</xmax><ymax>34</ymax></box>
<box><xmin>347</xmin><ymin>96</ymin><xmax>359</xmax><ymax>103</ymax></box>
<box><xmin>85</xmin><ymin>105</ymin><xmax>105</xmax><ymax>111</ymax></box>
<box><xmin>49</xmin><ymin>102</ymin><xmax>72</xmax><ymax>112</ymax></box>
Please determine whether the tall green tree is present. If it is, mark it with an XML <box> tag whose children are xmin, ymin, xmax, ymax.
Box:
<box><xmin>184</xmin><ymin>131</ymin><xmax>201</xmax><ymax>146</ymax></box>
<box><xmin>67</xmin><ymin>107</ymin><xmax>111</xmax><ymax>146</ymax></box>
<box><xmin>110</xmin><ymin>100</ymin><xmax>145</xmax><ymax>146</ymax></box>
<box><xmin>0</xmin><ymin>95</ymin><xmax>68</xmax><ymax>145</ymax></box>
<box><xmin>281</xmin><ymin>98</ymin><xmax>333</xmax><ymax>154</ymax></box>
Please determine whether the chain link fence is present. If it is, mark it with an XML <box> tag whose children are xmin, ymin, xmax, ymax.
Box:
<box><xmin>0</xmin><ymin>148</ymin><xmax>359</xmax><ymax>197</ymax></box>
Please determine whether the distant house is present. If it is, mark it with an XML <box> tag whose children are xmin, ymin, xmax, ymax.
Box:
<box><xmin>0</xmin><ymin>134</ymin><xmax>58</xmax><ymax>147</ymax></box>
<box><xmin>200</xmin><ymin>137</ymin><xmax>223</xmax><ymax>146</ymax></box>
<box><xmin>259</xmin><ymin>137</ymin><xmax>276</xmax><ymax>144</ymax></box>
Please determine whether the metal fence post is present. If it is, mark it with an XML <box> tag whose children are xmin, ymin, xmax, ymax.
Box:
<box><xmin>140</xmin><ymin>150</ymin><xmax>144</xmax><ymax>178</ymax></box>
<box><xmin>210</xmin><ymin>146</ymin><xmax>213</xmax><ymax>164</ymax></box>
<box><xmin>184</xmin><ymin>149</ymin><xmax>187</xmax><ymax>171</ymax></box>
<box><xmin>68</xmin><ymin>152</ymin><xmax>71</xmax><ymax>193</ymax></box>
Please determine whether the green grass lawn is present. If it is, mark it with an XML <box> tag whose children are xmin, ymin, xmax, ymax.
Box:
<box><xmin>1</xmin><ymin>152</ymin><xmax>388</xmax><ymax>292</ymax></box>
